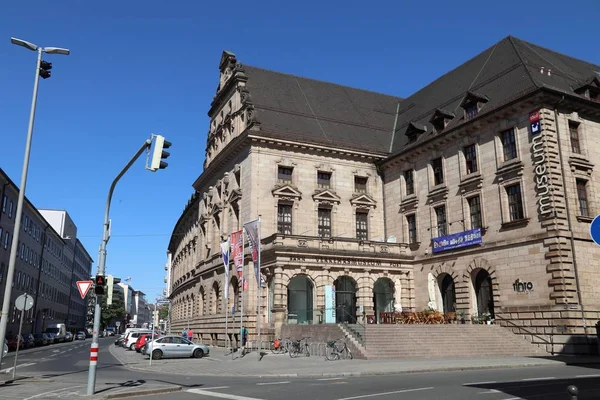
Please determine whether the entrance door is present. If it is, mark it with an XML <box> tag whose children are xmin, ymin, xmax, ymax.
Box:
<box><xmin>373</xmin><ymin>278</ymin><xmax>394</xmax><ymax>323</ymax></box>
<box><xmin>475</xmin><ymin>270</ymin><xmax>494</xmax><ymax>317</ymax></box>
<box><xmin>335</xmin><ymin>276</ymin><xmax>357</xmax><ymax>323</ymax></box>
<box><xmin>287</xmin><ymin>275</ymin><xmax>313</xmax><ymax>324</ymax></box>
<box><xmin>440</xmin><ymin>274</ymin><xmax>456</xmax><ymax>313</ymax></box>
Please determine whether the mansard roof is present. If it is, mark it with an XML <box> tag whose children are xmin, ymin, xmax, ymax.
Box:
<box><xmin>389</xmin><ymin>36</ymin><xmax>600</xmax><ymax>155</ymax></box>
<box><xmin>235</xmin><ymin>64</ymin><xmax>402</xmax><ymax>154</ymax></box>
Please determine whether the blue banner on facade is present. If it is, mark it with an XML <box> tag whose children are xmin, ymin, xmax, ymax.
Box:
<box><xmin>432</xmin><ymin>228</ymin><xmax>482</xmax><ymax>253</ymax></box>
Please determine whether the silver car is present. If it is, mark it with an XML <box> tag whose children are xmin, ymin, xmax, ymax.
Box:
<box><xmin>146</xmin><ymin>335</ymin><xmax>209</xmax><ymax>360</ymax></box>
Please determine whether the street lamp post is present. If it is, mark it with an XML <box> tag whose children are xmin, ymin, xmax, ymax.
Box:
<box><xmin>0</xmin><ymin>37</ymin><xmax>69</xmax><ymax>370</ymax></box>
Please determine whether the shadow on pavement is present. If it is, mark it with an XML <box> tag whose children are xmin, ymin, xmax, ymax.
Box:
<box><xmin>95</xmin><ymin>379</ymin><xmax>147</xmax><ymax>394</ymax></box>
<box><xmin>467</xmin><ymin>377</ymin><xmax>600</xmax><ymax>399</ymax></box>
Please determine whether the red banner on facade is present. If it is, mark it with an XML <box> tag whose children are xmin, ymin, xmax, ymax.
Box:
<box><xmin>231</xmin><ymin>230</ymin><xmax>244</xmax><ymax>278</ymax></box>
<box><xmin>529</xmin><ymin>110</ymin><xmax>540</xmax><ymax>123</ymax></box>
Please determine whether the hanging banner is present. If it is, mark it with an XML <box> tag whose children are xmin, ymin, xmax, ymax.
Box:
<box><xmin>324</xmin><ymin>285</ymin><xmax>336</xmax><ymax>323</ymax></box>
<box><xmin>221</xmin><ymin>239</ymin><xmax>230</xmax><ymax>300</ymax></box>
<box><xmin>244</xmin><ymin>219</ymin><xmax>261</xmax><ymax>285</ymax></box>
<box><xmin>231</xmin><ymin>230</ymin><xmax>244</xmax><ymax>278</ymax></box>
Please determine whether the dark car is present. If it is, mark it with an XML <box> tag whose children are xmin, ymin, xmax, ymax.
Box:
<box><xmin>33</xmin><ymin>333</ymin><xmax>49</xmax><ymax>346</ymax></box>
<box><xmin>22</xmin><ymin>333</ymin><xmax>35</xmax><ymax>348</ymax></box>
<box><xmin>65</xmin><ymin>332</ymin><xmax>73</xmax><ymax>342</ymax></box>
<box><xmin>75</xmin><ymin>331</ymin><xmax>86</xmax><ymax>340</ymax></box>
<box><xmin>6</xmin><ymin>334</ymin><xmax>24</xmax><ymax>351</ymax></box>
<box><xmin>44</xmin><ymin>332</ymin><xmax>58</xmax><ymax>344</ymax></box>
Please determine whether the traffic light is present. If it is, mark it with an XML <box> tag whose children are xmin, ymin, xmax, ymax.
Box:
<box><xmin>94</xmin><ymin>275</ymin><xmax>106</xmax><ymax>295</ymax></box>
<box><xmin>149</xmin><ymin>135</ymin><xmax>171</xmax><ymax>171</ymax></box>
<box><xmin>39</xmin><ymin>60</ymin><xmax>52</xmax><ymax>79</ymax></box>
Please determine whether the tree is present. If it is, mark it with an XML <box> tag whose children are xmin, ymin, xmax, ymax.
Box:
<box><xmin>101</xmin><ymin>295</ymin><xmax>125</xmax><ymax>328</ymax></box>
<box><xmin>158</xmin><ymin>305</ymin><xmax>169</xmax><ymax>320</ymax></box>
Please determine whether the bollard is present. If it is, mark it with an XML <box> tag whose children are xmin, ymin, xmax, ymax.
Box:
<box><xmin>567</xmin><ymin>385</ymin><xmax>578</xmax><ymax>400</ymax></box>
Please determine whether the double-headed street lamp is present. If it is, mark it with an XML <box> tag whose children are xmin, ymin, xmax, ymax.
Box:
<box><xmin>0</xmin><ymin>37</ymin><xmax>69</xmax><ymax>370</ymax></box>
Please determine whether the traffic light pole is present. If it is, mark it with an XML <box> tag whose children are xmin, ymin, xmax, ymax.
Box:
<box><xmin>87</xmin><ymin>139</ymin><xmax>152</xmax><ymax>395</ymax></box>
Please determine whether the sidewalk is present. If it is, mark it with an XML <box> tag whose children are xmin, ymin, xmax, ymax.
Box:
<box><xmin>109</xmin><ymin>344</ymin><xmax>600</xmax><ymax>378</ymax></box>
<box><xmin>0</xmin><ymin>373</ymin><xmax>181</xmax><ymax>399</ymax></box>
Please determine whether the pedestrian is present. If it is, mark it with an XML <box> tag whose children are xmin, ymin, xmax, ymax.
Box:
<box><xmin>240</xmin><ymin>326</ymin><xmax>248</xmax><ymax>356</ymax></box>
<box><xmin>182</xmin><ymin>329</ymin><xmax>188</xmax><ymax>340</ymax></box>
<box><xmin>187</xmin><ymin>328</ymin><xmax>193</xmax><ymax>342</ymax></box>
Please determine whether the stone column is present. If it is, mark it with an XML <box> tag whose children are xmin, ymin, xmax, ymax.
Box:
<box><xmin>272</xmin><ymin>267</ymin><xmax>287</xmax><ymax>336</ymax></box>
<box><xmin>315</xmin><ymin>268</ymin><xmax>333</xmax><ymax>324</ymax></box>
<box><xmin>357</xmin><ymin>270</ymin><xmax>373</xmax><ymax>323</ymax></box>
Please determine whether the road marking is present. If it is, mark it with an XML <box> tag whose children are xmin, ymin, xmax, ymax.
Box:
<box><xmin>202</xmin><ymin>387</ymin><xmax>231</xmax><ymax>390</ymax></box>
<box><xmin>256</xmin><ymin>381</ymin><xmax>290</xmax><ymax>386</ymax></box>
<box><xmin>23</xmin><ymin>385</ymin><xmax>82</xmax><ymax>400</ymax></box>
<box><xmin>336</xmin><ymin>387</ymin><xmax>434</xmax><ymax>400</ymax></box>
<box><xmin>464</xmin><ymin>381</ymin><xmax>497</xmax><ymax>386</ymax></box>
<box><xmin>521</xmin><ymin>377</ymin><xmax>555</xmax><ymax>381</ymax></box>
<box><xmin>478</xmin><ymin>389</ymin><xmax>501</xmax><ymax>394</ymax></box>
<box><xmin>576</xmin><ymin>374</ymin><xmax>600</xmax><ymax>378</ymax></box>
<box><xmin>0</xmin><ymin>362</ymin><xmax>36</xmax><ymax>373</ymax></box>
<box><xmin>318</xmin><ymin>377</ymin><xmax>346</xmax><ymax>381</ymax></box>
<box><xmin>186</xmin><ymin>389</ymin><xmax>264</xmax><ymax>399</ymax></box>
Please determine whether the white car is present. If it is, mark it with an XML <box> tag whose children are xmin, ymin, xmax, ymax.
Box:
<box><xmin>146</xmin><ymin>335</ymin><xmax>209</xmax><ymax>360</ymax></box>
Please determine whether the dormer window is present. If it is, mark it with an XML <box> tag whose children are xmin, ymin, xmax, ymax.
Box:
<box><xmin>574</xmin><ymin>76</ymin><xmax>600</xmax><ymax>102</ymax></box>
<box><xmin>460</xmin><ymin>91</ymin><xmax>489</xmax><ymax>120</ymax></box>
<box><xmin>405</xmin><ymin>122</ymin><xmax>427</xmax><ymax>143</ymax></box>
<box><xmin>430</xmin><ymin>109</ymin><xmax>455</xmax><ymax>133</ymax></box>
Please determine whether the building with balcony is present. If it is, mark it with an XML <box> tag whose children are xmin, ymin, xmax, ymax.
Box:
<box><xmin>0</xmin><ymin>172</ymin><xmax>93</xmax><ymax>335</ymax></box>
<box><xmin>167</xmin><ymin>37</ymin><xmax>600</xmax><ymax>354</ymax></box>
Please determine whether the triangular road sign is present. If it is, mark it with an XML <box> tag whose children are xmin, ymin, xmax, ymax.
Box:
<box><xmin>76</xmin><ymin>280</ymin><xmax>93</xmax><ymax>299</ymax></box>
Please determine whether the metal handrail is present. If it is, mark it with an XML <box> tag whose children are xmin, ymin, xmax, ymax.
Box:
<box><xmin>494</xmin><ymin>314</ymin><xmax>553</xmax><ymax>352</ymax></box>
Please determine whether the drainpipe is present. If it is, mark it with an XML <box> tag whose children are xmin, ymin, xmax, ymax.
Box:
<box><xmin>553</xmin><ymin>98</ymin><xmax>587</xmax><ymax>340</ymax></box>
<box><xmin>31</xmin><ymin>224</ymin><xmax>50</xmax><ymax>333</ymax></box>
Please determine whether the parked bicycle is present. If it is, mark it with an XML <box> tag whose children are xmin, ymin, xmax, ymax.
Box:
<box><xmin>271</xmin><ymin>337</ymin><xmax>289</xmax><ymax>354</ymax></box>
<box><xmin>325</xmin><ymin>336</ymin><xmax>353</xmax><ymax>361</ymax></box>
<box><xmin>288</xmin><ymin>337</ymin><xmax>311</xmax><ymax>358</ymax></box>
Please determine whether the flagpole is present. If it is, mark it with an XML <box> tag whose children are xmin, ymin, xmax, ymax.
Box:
<box><xmin>257</xmin><ymin>217</ymin><xmax>262</xmax><ymax>361</ymax></box>
<box><xmin>240</xmin><ymin>228</ymin><xmax>245</xmax><ymax>360</ymax></box>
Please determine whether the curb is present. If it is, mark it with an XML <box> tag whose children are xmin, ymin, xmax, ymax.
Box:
<box><xmin>103</xmin><ymin>386</ymin><xmax>182</xmax><ymax>399</ymax></box>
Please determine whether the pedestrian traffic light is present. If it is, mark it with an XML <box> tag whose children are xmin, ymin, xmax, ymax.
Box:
<box><xmin>149</xmin><ymin>135</ymin><xmax>171</xmax><ymax>171</ymax></box>
<box><xmin>39</xmin><ymin>60</ymin><xmax>52</xmax><ymax>79</ymax></box>
<box><xmin>94</xmin><ymin>275</ymin><xmax>105</xmax><ymax>295</ymax></box>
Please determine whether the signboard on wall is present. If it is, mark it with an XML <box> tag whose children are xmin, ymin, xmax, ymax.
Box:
<box><xmin>432</xmin><ymin>228</ymin><xmax>482</xmax><ymax>253</ymax></box>
<box><xmin>324</xmin><ymin>285</ymin><xmax>336</xmax><ymax>323</ymax></box>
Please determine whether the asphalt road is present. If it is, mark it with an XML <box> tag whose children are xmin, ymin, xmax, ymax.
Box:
<box><xmin>2</xmin><ymin>338</ymin><xmax>600</xmax><ymax>399</ymax></box>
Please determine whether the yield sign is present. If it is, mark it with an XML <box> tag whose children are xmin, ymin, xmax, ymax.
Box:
<box><xmin>76</xmin><ymin>280</ymin><xmax>93</xmax><ymax>299</ymax></box>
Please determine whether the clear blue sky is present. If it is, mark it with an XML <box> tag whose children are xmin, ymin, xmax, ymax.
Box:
<box><xmin>1</xmin><ymin>0</ymin><xmax>598</xmax><ymax>302</ymax></box>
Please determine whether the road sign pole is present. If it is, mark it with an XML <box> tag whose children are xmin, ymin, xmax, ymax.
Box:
<box><xmin>12</xmin><ymin>293</ymin><xmax>28</xmax><ymax>381</ymax></box>
<box><xmin>87</xmin><ymin>139</ymin><xmax>151</xmax><ymax>396</ymax></box>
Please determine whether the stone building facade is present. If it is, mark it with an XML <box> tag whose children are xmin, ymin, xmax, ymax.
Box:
<box><xmin>168</xmin><ymin>37</ymin><xmax>600</xmax><ymax>353</ymax></box>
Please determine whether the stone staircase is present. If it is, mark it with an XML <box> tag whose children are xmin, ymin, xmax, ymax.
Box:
<box><xmin>364</xmin><ymin>324</ymin><xmax>549</xmax><ymax>359</ymax></box>
<box><xmin>280</xmin><ymin>324</ymin><xmax>368</xmax><ymax>359</ymax></box>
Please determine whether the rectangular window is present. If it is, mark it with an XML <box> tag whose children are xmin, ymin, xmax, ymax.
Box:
<box><xmin>406</xmin><ymin>214</ymin><xmax>417</xmax><ymax>244</ymax></box>
<box><xmin>569</xmin><ymin>121</ymin><xmax>581</xmax><ymax>154</ymax></box>
<box><xmin>465</xmin><ymin>103</ymin><xmax>478</xmax><ymax>119</ymax></box>
<box><xmin>354</xmin><ymin>176</ymin><xmax>368</xmax><ymax>193</ymax></box>
<box><xmin>277</xmin><ymin>203</ymin><xmax>292</xmax><ymax>235</ymax></box>
<box><xmin>3</xmin><ymin>232</ymin><xmax>8</xmax><ymax>249</ymax></box>
<box><xmin>435</xmin><ymin>205</ymin><xmax>447</xmax><ymax>237</ymax></box>
<box><xmin>277</xmin><ymin>166</ymin><xmax>293</xmax><ymax>184</ymax></box>
<box><xmin>8</xmin><ymin>201</ymin><xmax>13</xmax><ymax>218</ymax></box>
<box><xmin>20</xmin><ymin>243</ymin><xmax>25</xmax><ymax>259</ymax></box>
<box><xmin>576</xmin><ymin>179</ymin><xmax>589</xmax><ymax>217</ymax></box>
<box><xmin>318</xmin><ymin>208</ymin><xmax>332</xmax><ymax>238</ymax></box>
<box><xmin>464</xmin><ymin>144</ymin><xmax>478</xmax><ymax>174</ymax></box>
<box><xmin>432</xmin><ymin>158</ymin><xmax>444</xmax><ymax>186</ymax></box>
<box><xmin>506</xmin><ymin>184</ymin><xmax>524</xmax><ymax>221</ymax></box>
<box><xmin>25</xmin><ymin>247</ymin><xmax>29</xmax><ymax>263</ymax></box>
<box><xmin>317</xmin><ymin>171</ymin><xmax>331</xmax><ymax>189</ymax></box>
<box><xmin>24</xmin><ymin>216</ymin><xmax>29</xmax><ymax>232</ymax></box>
<box><xmin>468</xmin><ymin>196</ymin><xmax>482</xmax><ymax>229</ymax></box>
<box><xmin>356</xmin><ymin>211</ymin><xmax>368</xmax><ymax>241</ymax></box>
<box><xmin>1</xmin><ymin>195</ymin><xmax>6</xmax><ymax>213</ymax></box>
<box><xmin>501</xmin><ymin>128</ymin><xmax>517</xmax><ymax>161</ymax></box>
<box><xmin>404</xmin><ymin>170</ymin><xmax>415</xmax><ymax>196</ymax></box>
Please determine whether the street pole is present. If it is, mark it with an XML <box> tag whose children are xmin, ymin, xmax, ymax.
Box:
<box><xmin>12</xmin><ymin>293</ymin><xmax>28</xmax><ymax>380</ymax></box>
<box><xmin>0</xmin><ymin>48</ymin><xmax>42</xmax><ymax>369</ymax></box>
<box><xmin>86</xmin><ymin>139</ymin><xmax>151</xmax><ymax>396</ymax></box>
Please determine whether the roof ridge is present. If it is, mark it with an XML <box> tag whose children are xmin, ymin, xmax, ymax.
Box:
<box><xmin>242</xmin><ymin>64</ymin><xmax>402</xmax><ymax>100</ymax></box>
<box><xmin>511</xmin><ymin>36</ymin><xmax>600</xmax><ymax>71</ymax></box>
<box><xmin>507</xmin><ymin>36</ymin><xmax>539</xmax><ymax>89</ymax></box>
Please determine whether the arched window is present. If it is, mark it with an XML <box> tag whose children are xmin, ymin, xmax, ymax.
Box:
<box><xmin>287</xmin><ymin>275</ymin><xmax>313</xmax><ymax>324</ymax></box>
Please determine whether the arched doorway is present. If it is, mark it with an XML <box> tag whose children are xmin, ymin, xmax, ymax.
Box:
<box><xmin>334</xmin><ymin>276</ymin><xmax>357</xmax><ymax>323</ymax></box>
<box><xmin>439</xmin><ymin>274</ymin><xmax>456</xmax><ymax>313</ymax></box>
<box><xmin>373</xmin><ymin>278</ymin><xmax>394</xmax><ymax>323</ymax></box>
<box><xmin>474</xmin><ymin>270</ymin><xmax>494</xmax><ymax>317</ymax></box>
<box><xmin>287</xmin><ymin>275</ymin><xmax>313</xmax><ymax>324</ymax></box>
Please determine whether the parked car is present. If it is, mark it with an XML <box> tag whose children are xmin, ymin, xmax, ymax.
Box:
<box><xmin>135</xmin><ymin>333</ymin><xmax>161</xmax><ymax>353</ymax></box>
<box><xmin>122</xmin><ymin>331</ymin><xmax>152</xmax><ymax>350</ymax></box>
<box><xmin>65</xmin><ymin>332</ymin><xmax>73</xmax><ymax>342</ymax></box>
<box><xmin>6</xmin><ymin>334</ymin><xmax>24</xmax><ymax>351</ymax></box>
<box><xmin>3</xmin><ymin>339</ymin><xmax>7</xmax><ymax>357</ymax></box>
<box><xmin>44</xmin><ymin>332</ymin><xmax>58</xmax><ymax>344</ymax></box>
<box><xmin>146</xmin><ymin>335</ymin><xmax>209</xmax><ymax>360</ymax></box>
<box><xmin>114</xmin><ymin>335</ymin><xmax>124</xmax><ymax>346</ymax></box>
<box><xmin>32</xmin><ymin>333</ymin><xmax>49</xmax><ymax>346</ymax></box>
<box><xmin>75</xmin><ymin>331</ymin><xmax>86</xmax><ymax>341</ymax></box>
<box><xmin>22</xmin><ymin>333</ymin><xmax>35</xmax><ymax>348</ymax></box>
